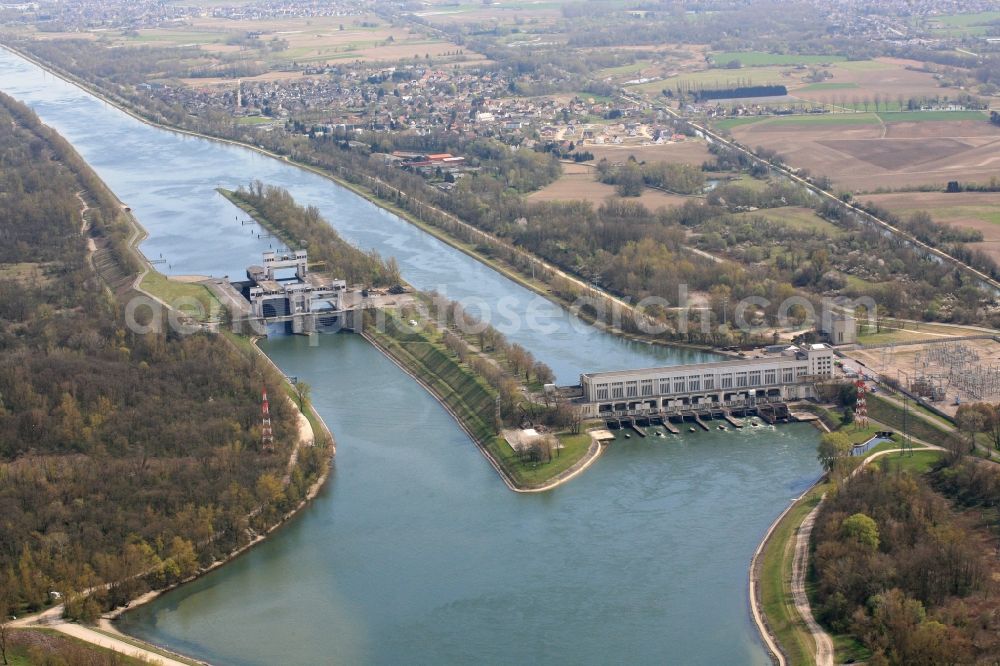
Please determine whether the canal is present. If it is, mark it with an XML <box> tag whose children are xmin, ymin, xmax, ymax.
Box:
<box><xmin>0</xmin><ymin>48</ymin><xmax>822</xmax><ymax>665</ymax></box>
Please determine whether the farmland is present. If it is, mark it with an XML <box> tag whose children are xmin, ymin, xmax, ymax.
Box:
<box><xmin>862</xmin><ymin>191</ymin><xmax>1000</xmax><ymax>264</ymax></box>
<box><xmin>710</xmin><ymin>51</ymin><xmax>846</xmax><ymax>66</ymax></box>
<box><xmin>729</xmin><ymin>116</ymin><xmax>1000</xmax><ymax>191</ymax></box>
<box><xmin>585</xmin><ymin>139</ymin><xmax>713</xmax><ymax>165</ymax></box>
<box><xmin>528</xmin><ymin>162</ymin><xmax>693</xmax><ymax>209</ymax></box>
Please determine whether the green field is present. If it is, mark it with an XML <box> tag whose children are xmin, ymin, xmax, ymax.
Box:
<box><xmin>929</xmin><ymin>11</ymin><xmax>1000</xmax><ymax>36</ymax></box>
<box><xmin>713</xmin><ymin>116</ymin><xmax>772</xmax><ymax>130</ymax></box>
<box><xmin>734</xmin><ymin>206</ymin><xmax>841</xmax><ymax>235</ymax></box>
<box><xmin>126</xmin><ymin>29</ymin><xmax>230</xmax><ymax>45</ymax></box>
<box><xmin>595</xmin><ymin>60</ymin><xmax>653</xmax><ymax>78</ymax></box>
<box><xmin>484</xmin><ymin>431</ymin><xmax>593</xmax><ymax>487</ymax></box>
<box><xmin>716</xmin><ymin>109</ymin><xmax>987</xmax><ymax>131</ymax></box>
<box><xmin>711</xmin><ymin>51</ymin><xmax>846</xmax><ymax>67</ymax></box>
<box><xmin>140</xmin><ymin>271</ymin><xmax>220</xmax><ymax>322</ymax></box>
<box><xmin>799</xmin><ymin>82</ymin><xmax>860</xmax><ymax>91</ymax></box>
<box><xmin>632</xmin><ymin>65</ymin><xmax>798</xmax><ymax>93</ymax></box>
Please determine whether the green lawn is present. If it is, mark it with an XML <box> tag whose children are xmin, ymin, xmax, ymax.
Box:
<box><xmin>759</xmin><ymin>482</ymin><xmax>827</xmax><ymax>666</ymax></box>
<box><xmin>733</xmin><ymin>206</ymin><xmax>841</xmax><ymax>235</ymax></box>
<box><xmin>484</xmin><ymin>431</ymin><xmax>594</xmax><ymax>487</ymax></box>
<box><xmin>711</xmin><ymin>51</ymin><xmax>846</xmax><ymax>67</ymax></box>
<box><xmin>140</xmin><ymin>270</ymin><xmax>220</xmax><ymax>322</ymax></box>
<box><xmin>876</xmin><ymin>449</ymin><xmax>945</xmax><ymax>474</ymax></box>
<box><xmin>634</xmin><ymin>65</ymin><xmax>798</xmax><ymax>92</ymax></box>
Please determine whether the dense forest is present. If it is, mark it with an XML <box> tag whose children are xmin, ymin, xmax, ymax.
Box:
<box><xmin>812</xmin><ymin>457</ymin><xmax>1000</xmax><ymax>664</ymax></box>
<box><xmin>0</xmin><ymin>93</ymin><xmax>327</xmax><ymax>624</ymax></box>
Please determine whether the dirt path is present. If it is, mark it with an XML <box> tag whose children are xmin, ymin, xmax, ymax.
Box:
<box><xmin>54</xmin><ymin>621</ymin><xmax>192</xmax><ymax>666</ymax></box>
<box><xmin>789</xmin><ymin>442</ymin><xmax>945</xmax><ymax>665</ymax></box>
<box><xmin>284</xmin><ymin>402</ymin><xmax>315</xmax><ymax>485</ymax></box>
<box><xmin>791</xmin><ymin>502</ymin><xmax>834</xmax><ymax>666</ymax></box>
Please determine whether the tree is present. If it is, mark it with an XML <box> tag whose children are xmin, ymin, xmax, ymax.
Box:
<box><xmin>0</xmin><ymin>575</ymin><xmax>9</xmax><ymax>666</ymax></box>
<box><xmin>817</xmin><ymin>431</ymin><xmax>852</xmax><ymax>474</ymax></box>
<box><xmin>533</xmin><ymin>362</ymin><xmax>554</xmax><ymax>386</ymax></box>
<box><xmin>955</xmin><ymin>402</ymin><xmax>990</xmax><ymax>452</ymax></box>
<box><xmin>842</xmin><ymin>512</ymin><xmax>879</xmax><ymax>551</ymax></box>
<box><xmin>294</xmin><ymin>380</ymin><xmax>311</xmax><ymax>411</ymax></box>
<box><xmin>615</xmin><ymin>160</ymin><xmax>644</xmax><ymax>198</ymax></box>
<box><xmin>991</xmin><ymin>403</ymin><xmax>1000</xmax><ymax>450</ymax></box>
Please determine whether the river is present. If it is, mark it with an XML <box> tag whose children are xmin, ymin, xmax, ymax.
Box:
<box><xmin>0</xmin><ymin>48</ymin><xmax>821</xmax><ymax>665</ymax></box>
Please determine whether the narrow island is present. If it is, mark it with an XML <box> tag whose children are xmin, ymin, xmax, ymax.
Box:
<box><xmin>219</xmin><ymin>184</ymin><xmax>605</xmax><ymax>492</ymax></box>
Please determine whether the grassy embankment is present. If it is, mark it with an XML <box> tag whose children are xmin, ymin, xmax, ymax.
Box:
<box><xmin>220</xmin><ymin>187</ymin><xmax>596</xmax><ymax>490</ymax></box>
<box><xmin>5</xmin><ymin>628</ymin><xmax>151</xmax><ymax>666</ymax></box>
<box><xmin>139</xmin><ymin>269</ymin><xmax>220</xmax><ymax>322</ymax></box>
<box><xmin>365</xmin><ymin>312</ymin><xmax>596</xmax><ymax>489</ymax></box>
<box><xmin>757</xmin><ymin>396</ymin><xmax>950</xmax><ymax>664</ymax></box>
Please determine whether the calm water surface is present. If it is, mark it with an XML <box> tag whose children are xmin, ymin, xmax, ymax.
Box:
<box><xmin>0</xmin><ymin>48</ymin><xmax>821</xmax><ymax>665</ymax></box>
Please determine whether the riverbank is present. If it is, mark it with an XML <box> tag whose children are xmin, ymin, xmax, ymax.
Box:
<box><xmin>362</xmin><ymin>316</ymin><xmax>605</xmax><ymax>493</ymax></box>
<box><xmin>0</xmin><ymin>41</ymin><xmax>728</xmax><ymax>357</ymax></box>
<box><xmin>751</xmin><ymin>396</ymin><xmax>957</xmax><ymax>664</ymax></box>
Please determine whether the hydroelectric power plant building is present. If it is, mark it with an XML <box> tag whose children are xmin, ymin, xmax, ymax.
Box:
<box><xmin>577</xmin><ymin>344</ymin><xmax>835</xmax><ymax>418</ymax></box>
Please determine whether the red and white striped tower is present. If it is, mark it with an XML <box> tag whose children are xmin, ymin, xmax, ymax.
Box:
<box><xmin>261</xmin><ymin>387</ymin><xmax>274</xmax><ymax>449</ymax></box>
<box><xmin>854</xmin><ymin>379</ymin><xmax>868</xmax><ymax>429</ymax></box>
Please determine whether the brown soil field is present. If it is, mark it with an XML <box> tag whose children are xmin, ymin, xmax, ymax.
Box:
<box><xmin>529</xmin><ymin>162</ymin><xmax>693</xmax><ymax>209</ymax></box>
<box><xmin>413</xmin><ymin>2</ymin><xmax>564</xmax><ymax>26</ymax></box>
<box><xmin>731</xmin><ymin>119</ymin><xmax>1000</xmax><ymax>191</ymax></box>
<box><xmin>187</xmin><ymin>15</ymin><xmax>476</xmax><ymax>63</ymax></box>
<box><xmin>792</xmin><ymin>58</ymin><xmax>948</xmax><ymax>106</ymax></box>
<box><xmin>863</xmin><ymin>191</ymin><xmax>1000</xmax><ymax>264</ymax></box>
<box><xmin>585</xmin><ymin>140</ymin><xmax>713</xmax><ymax>165</ymax></box>
<box><xmin>180</xmin><ymin>70</ymin><xmax>305</xmax><ymax>88</ymax></box>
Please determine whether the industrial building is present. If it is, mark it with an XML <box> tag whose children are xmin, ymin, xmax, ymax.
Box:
<box><xmin>817</xmin><ymin>313</ymin><xmax>858</xmax><ymax>345</ymax></box>
<box><xmin>577</xmin><ymin>344</ymin><xmax>835</xmax><ymax>418</ymax></box>
<box><xmin>244</xmin><ymin>250</ymin><xmax>359</xmax><ymax>334</ymax></box>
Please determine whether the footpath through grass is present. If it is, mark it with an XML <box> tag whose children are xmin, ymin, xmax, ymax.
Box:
<box><xmin>758</xmin><ymin>481</ymin><xmax>827</xmax><ymax>666</ymax></box>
